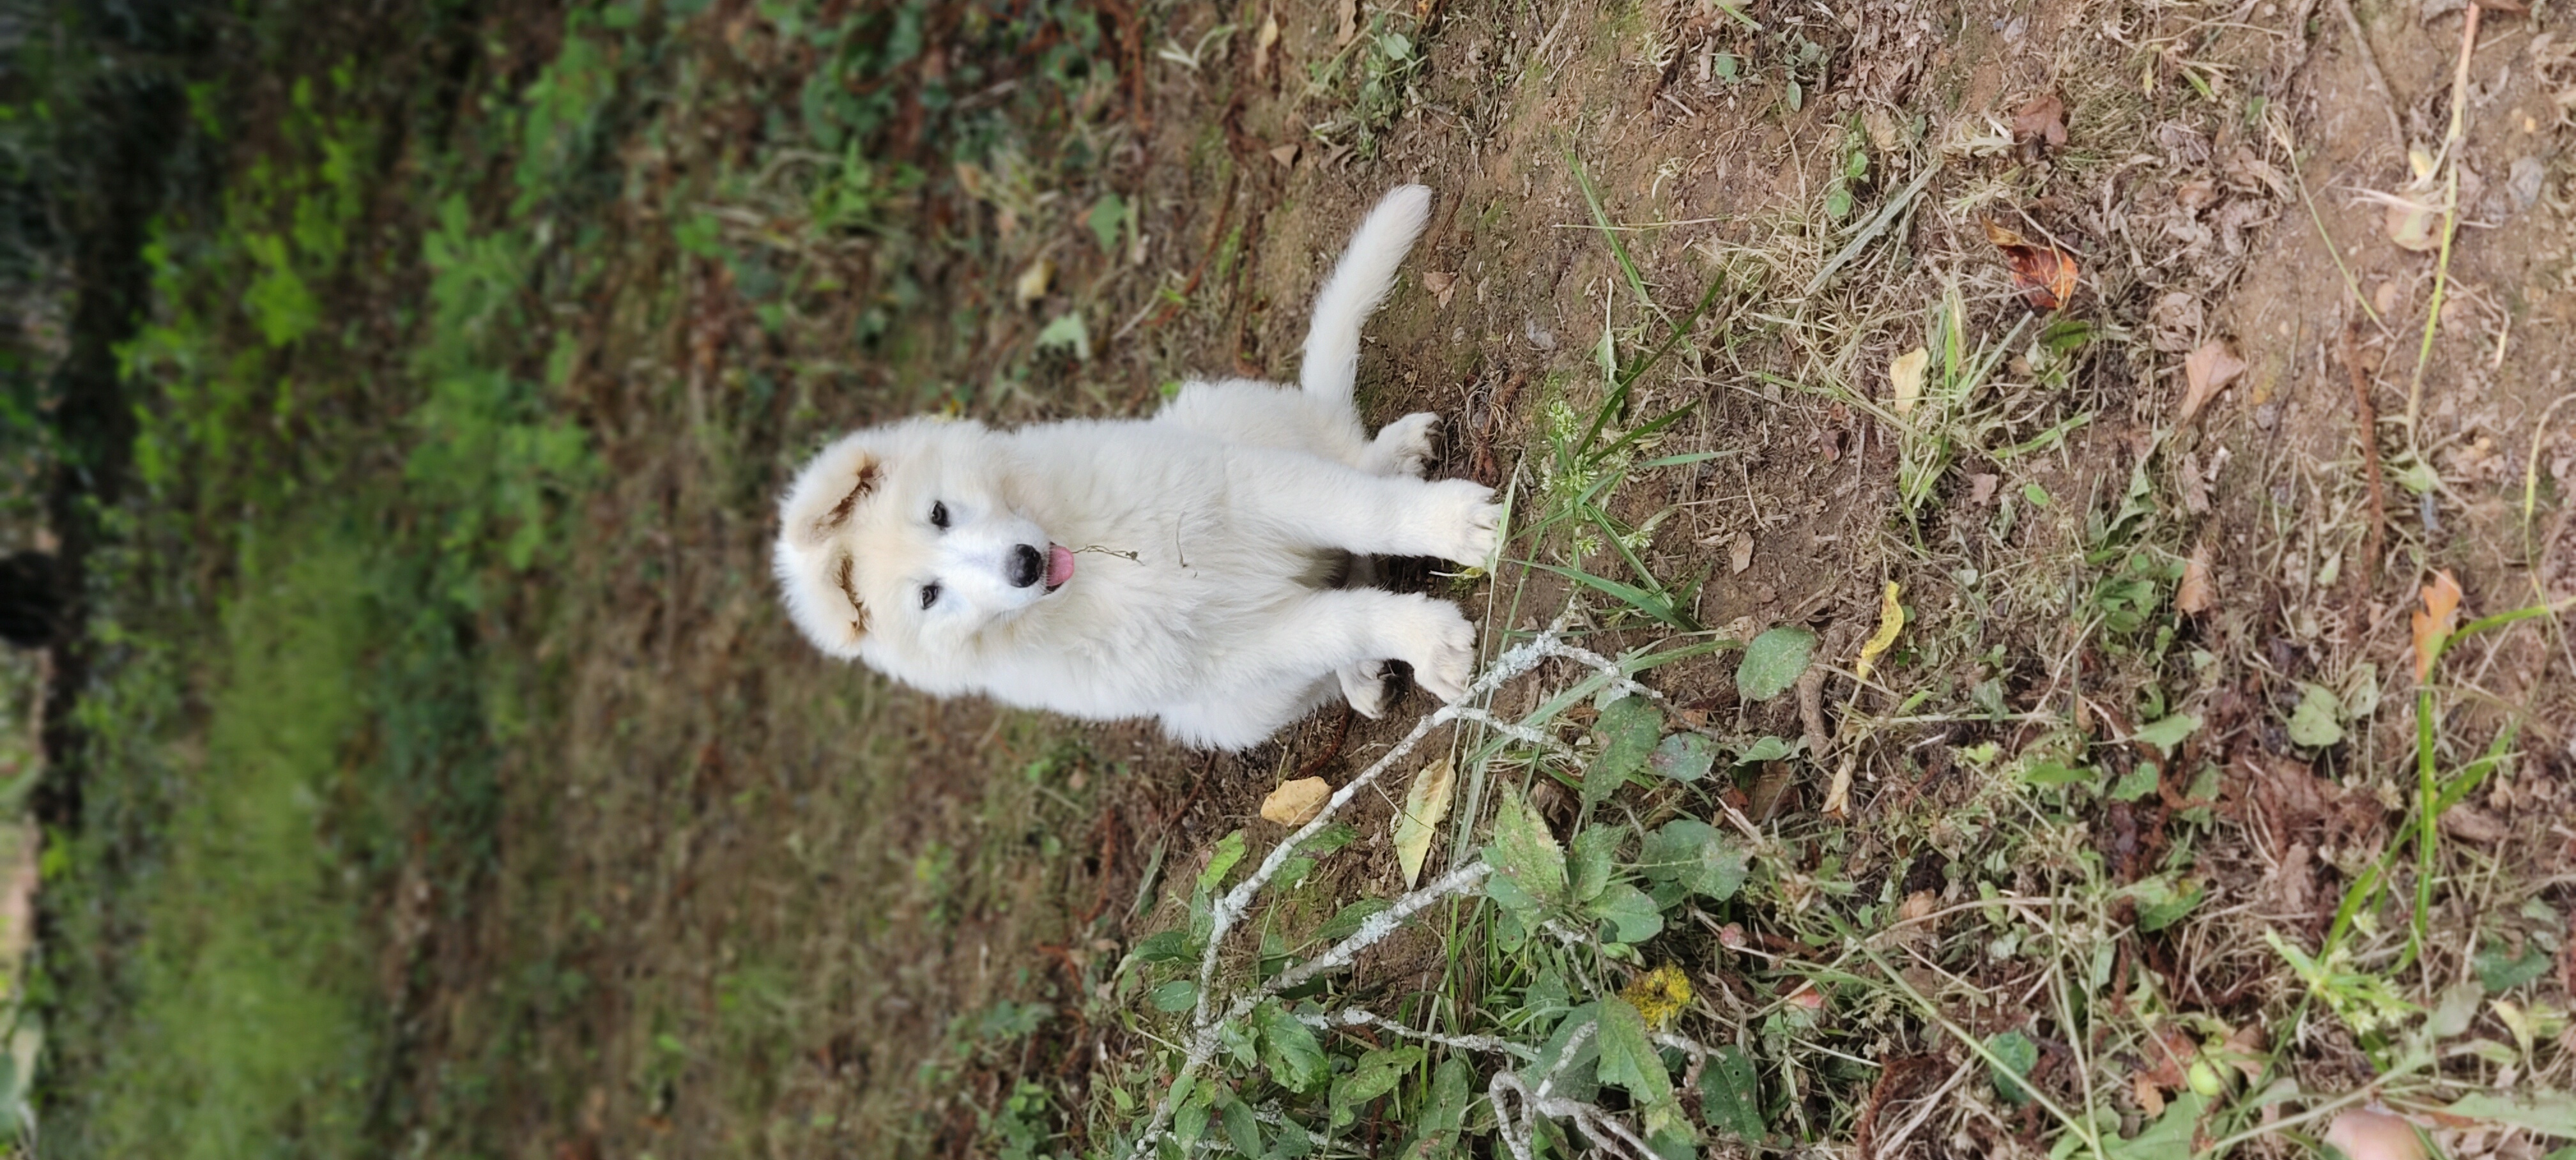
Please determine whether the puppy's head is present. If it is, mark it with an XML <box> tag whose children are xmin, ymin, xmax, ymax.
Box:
<box><xmin>773</xmin><ymin>419</ymin><xmax>1076</xmax><ymax>662</ymax></box>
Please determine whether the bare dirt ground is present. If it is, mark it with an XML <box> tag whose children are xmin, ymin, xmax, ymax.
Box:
<box><xmin>363</xmin><ymin>0</ymin><xmax>2576</xmax><ymax>1156</ymax></box>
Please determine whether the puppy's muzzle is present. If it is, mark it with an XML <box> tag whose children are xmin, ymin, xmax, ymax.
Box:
<box><xmin>1007</xmin><ymin>544</ymin><xmax>1046</xmax><ymax>589</ymax></box>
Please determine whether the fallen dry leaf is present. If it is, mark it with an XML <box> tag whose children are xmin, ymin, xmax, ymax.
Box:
<box><xmin>2380</xmin><ymin>190</ymin><xmax>2443</xmax><ymax>252</ymax></box>
<box><xmin>1969</xmin><ymin>473</ymin><xmax>2000</xmax><ymax>505</ymax></box>
<box><xmin>1897</xmin><ymin>890</ymin><xmax>1939</xmax><ymax>926</ymax></box>
<box><xmin>1260</xmin><ymin>777</ymin><xmax>1333</xmax><ymax>826</ymax></box>
<box><xmin>1982</xmin><ymin>219</ymin><xmax>2080</xmax><ymax>310</ymax></box>
<box><xmin>1013</xmin><ymin>259</ymin><xmax>1054</xmax><ymax>309</ymax></box>
<box><xmin>2177</xmin><ymin>538</ymin><xmax>2216</xmax><ymax>614</ymax></box>
<box><xmin>2324</xmin><ymin>1108</ymin><xmax>2428</xmax><ymax>1160</ymax></box>
<box><xmin>1728</xmin><ymin>531</ymin><xmax>1754</xmax><ymax>575</ymax></box>
<box><xmin>1251</xmin><ymin>10</ymin><xmax>1280</xmax><ymax>81</ymax></box>
<box><xmin>2135</xmin><ymin>1072</ymin><xmax>2167</xmax><ymax>1117</ymax></box>
<box><xmin>1268</xmin><ymin>142</ymin><xmax>1299</xmax><ymax>168</ymax></box>
<box><xmin>1335</xmin><ymin>0</ymin><xmax>1359</xmax><ymax>46</ymax></box>
<box><xmin>1851</xmin><ymin>581</ymin><xmax>1905</xmax><ymax>685</ymax></box>
<box><xmin>1821</xmin><ymin>754</ymin><xmax>1855</xmax><ymax>819</ymax></box>
<box><xmin>1392</xmin><ymin>756</ymin><xmax>1456</xmax><ymax>888</ymax></box>
<box><xmin>2411</xmin><ymin>570</ymin><xmax>2464</xmax><ymax>682</ymax></box>
<box><xmin>1783</xmin><ymin>981</ymin><xmax>1826</xmax><ymax>1010</ymax></box>
<box><xmin>2220</xmin><ymin>1024</ymin><xmax>2267</xmax><ymax>1083</ymax></box>
<box><xmin>1422</xmin><ymin>270</ymin><xmax>1457</xmax><ymax>308</ymax></box>
<box><xmin>1889</xmin><ymin>347</ymin><xmax>1929</xmax><ymax>416</ymax></box>
<box><xmin>2179</xmin><ymin>339</ymin><xmax>2246</xmax><ymax>424</ymax></box>
<box><xmin>2012</xmin><ymin>93</ymin><xmax>2068</xmax><ymax>147</ymax></box>
<box><xmin>2438</xmin><ymin>802</ymin><xmax>2508</xmax><ymax>843</ymax></box>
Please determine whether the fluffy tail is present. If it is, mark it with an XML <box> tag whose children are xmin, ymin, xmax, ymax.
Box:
<box><xmin>1300</xmin><ymin>184</ymin><xmax>1433</xmax><ymax>404</ymax></box>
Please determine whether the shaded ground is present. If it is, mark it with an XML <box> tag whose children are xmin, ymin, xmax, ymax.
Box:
<box><xmin>21</xmin><ymin>0</ymin><xmax>2576</xmax><ymax>1157</ymax></box>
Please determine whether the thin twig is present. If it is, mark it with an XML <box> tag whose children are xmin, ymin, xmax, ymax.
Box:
<box><xmin>2330</xmin><ymin>0</ymin><xmax>2409</xmax><ymax>160</ymax></box>
<box><xmin>2406</xmin><ymin>2</ymin><xmax>2482</xmax><ymax>436</ymax></box>
<box><xmin>2340</xmin><ymin>323</ymin><xmax>2389</xmax><ymax>592</ymax></box>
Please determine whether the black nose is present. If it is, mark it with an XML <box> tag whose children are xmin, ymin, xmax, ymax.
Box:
<box><xmin>1007</xmin><ymin>544</ymin><xmax>1044</xmax><ymax>588</ymax></box>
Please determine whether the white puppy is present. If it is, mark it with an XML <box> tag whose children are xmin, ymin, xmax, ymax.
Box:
<box><xmin>772</xmin><ymin>186</ymin><xmax>1499</xmax><ymax>749</ymax></box>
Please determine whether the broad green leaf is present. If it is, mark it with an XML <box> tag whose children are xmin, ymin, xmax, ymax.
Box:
<box><xmin>1648</xmin><ymin>731</ymin><xmax>1716</xmax><ymax>782</ymax></box>
<box><xmin>2132</xmin><ymin>713</ymin><xmax>2202</xmax><ymax>755</ymax></box>
<box><xmin>1569</xmin><ymin>825</ymin><xmax>1621</xmax><ymax>904</ymax></box>
<box><xmin>1396</xmin><ymin>1058</ymin><xmax>1474</xmax><ymax>1157</ymax></box>
<box><xmin>1986</xmin><ymin>1030</ymin><xmax>2039</xmax><ymax>1105</ymax></box>
<box><xmin>1735</xmin><ymin>627</ymin><xmax>1816</xmax><ymax>701</ymax></box>
<box><xmin>1149</xmin><ymin>980</ymin><xmax>1197</xmax><ymax>1012</ymax></box>
<box><xmin>2428</xmin><ymin>980</ymin><xmax>2485</xmax><ymax>1038</ymax></box>
<box><xmin>1220</xmin><ymin>1093</ymin><xmax>1263</xmax><ymax>1157</ymax></box>
<box><xmin>1638</xmin><ymin>818</ymin><xmax>1750</xmax><ymax>901</ymax></box>
<box><xmin>2106</xmin><ymin>1091</ymin><xmax>2207</xmax><ymax>1159</ymax></box>
<box><xmin>2475</xmin><ymin>942</ymin><xmax>2553</xmax><ymax>993</ymax></box>
<box><xmin>2109</xmin><ymin>764</ymin><xmax>2159</xmax><ymax>802</ymax></box>
<box><xmin>1595</xmin><ymin>997</ymin><xmax>1675</xmax><ymax>1109</ymax></box>
<box><xmin>2444</xmin><ymin>1090</ymin><xmax>2576</xmax><ymax>1137</ymax></box>
<box><xmin>1128</xmin><ymin>929</ymin><xmax>1192</xmax><ymax>964</ymax></box>
<box><xmin>1333</xmin><ymin>1045</ymin><xmax>1425</xmax><ymax>1110</ymax></box>
<box><xmin>1254</xmin><ymin>1001</ymin><xmax>1329</xmax><ymax>1092</ymax></box>
<box><xmin>1587</xmin><ymin>883</ymin><xmax>1664</xmax><ymax>943</ymax></box>
<box><xmin>1199</xmin><ymin>829</ymin><xmax>1248</xmax><ymax>890</ymax></box>
<box><xmin>2126</xmin><ymin>874</ymin><xmax>2206</xmax><ymax>932</ymax></box>
<box><xmin>1735</xmin><ymin>735</ymin><xmax>1796</xmax><ymax>764</ymax></box>
<box><xmin>1483</xmin><ymin>786</ymin><xmax>1567</xmax><ymax>912</ymax></box>
<box><xmin>1087</xmin><ymin>192</ymin><xmax>1125</xmax><ymax>252</ymax></box>
<box><xmin>1701</xmin><ymin>1046</ymin><xmax>1764</xmax><ymax>1140</ymax></box>
<box><xmin>1033</xmin><ymin>310</ymin><xmax>1090</xmax><ymax>360</ymax></box>
<box><xmin>1393</xmin><ymin>757</ymin><xmax>1457</xmax><ymax>889</ymax></box>
<box><xmin>1588</xmin><ymin>696</ymin><xmax>1664</xmax><ymax>804</ymax></box>
<box><xmin>2288</xmin><ymin>683</ymin><xmax>2345</xmax><ymax>748</ymax></box>
<box><xmin>2022</xmin><ymin>758</ymin><xmax>2092</xmax><ymax>787</ymax></box>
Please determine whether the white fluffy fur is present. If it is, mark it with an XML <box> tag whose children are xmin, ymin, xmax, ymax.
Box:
<box><xmin>774</xmin><ymin>185</ymin><xmax>1497</xmax><ymax>750</ymax></box>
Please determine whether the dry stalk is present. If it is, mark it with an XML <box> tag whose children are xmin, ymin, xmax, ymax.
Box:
<box><xmin>2340</xmin><ymin>323</ymin><xmax>2389</xmax><ymax>593</ymax></box>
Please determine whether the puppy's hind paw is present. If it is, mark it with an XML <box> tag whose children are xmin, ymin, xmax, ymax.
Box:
<box><xmin>1403</xmin><ymin>602</ymin><xmax>1478</xmax><ymax>704</ymax></box>
<box><xmin>1338</xmin><ymin>661</ymin><xmax>1390</xmax><ymax>717</ymax></box>
<box><xmin>1366</xmin><ymin>412</ymin><xmax>1440</xmax><ymax>478</ymax></box>
<box><xmin>1421</xmin><ymin>478</ymin><xmax>1505</xmax><ymax>568</ymax></box>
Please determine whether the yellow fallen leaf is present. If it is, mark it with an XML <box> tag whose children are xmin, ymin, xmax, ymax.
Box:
<box><xmin>1261</xmin><ymin>777</ymin><xmax>1333</xmax><ymax>826</ymax></box>
<box><xmin>2180</xmin><ymin>339</ymin><xmax>2246</xmax><ymax>425</ymax></box>
<box><xmin>1851</xmin><ymin>581</ymin><xmax>1905</xmax><ymax>686</ymax></box>
<box><xmin>2411</xmin><ymin>569</ymin><xmax>2462</xmax><ymax>683</ymax></box>
<box><xmin>1252</xmin><ymin>10</ymin><xmax>1280</xmax><ymax>81</ymax></box>
<box><xmin>2177</xmin><ymin>538</ymin><xmax>2215</xmax><ymax>614</ymax></box>
<box><xmin>1822</xmin><ymin>753</ymin><xmax>1856</xmax><ymax>820</ymax></box>
<box><xmin>1889</xmin><ymin>348</ymin><xmax>1929</xmax><ymax>417</ymax></box>
<box><xmin>1392</xmin><ymin>756</ymin><xmax>1456</xmax><ymax>888</ymax></box>
<box><xmin>1013</xmin><ymin>259</ymin><xmax>1054</xmax><ymax>308</ymax></box>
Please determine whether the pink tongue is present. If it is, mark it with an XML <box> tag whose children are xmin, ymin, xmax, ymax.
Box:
<box><xmin>1046</xmin><ymin>544</ymin><xmax>1077</xmax><ymax>586</ymax></box>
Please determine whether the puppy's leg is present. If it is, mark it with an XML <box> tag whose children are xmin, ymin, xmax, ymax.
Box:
<box><xmin>1162</xmin><ymin>678</ymin><xmax>1340</xmax><ymax>751</ymax></box>
<box><xmin>1225</xmin><ymin>448</ymin><xmax>1502</xmax><ymax>567</ymax></box>
<box><xmin>1358</xmin><ymin>411</ymin><xmax>1439</xmax><ymax>478</ymax></box>
<box><xmin>1336</xmin><ymin>660</ymin><xmax>1390</xmax><ymax>717</ymax></box>
<box><xmin>1184</xmin><ymin>590</ymin><xmax>1473</xmax><ymax>732</ymax></box>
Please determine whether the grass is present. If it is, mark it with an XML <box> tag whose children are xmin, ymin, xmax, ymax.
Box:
<box><xmin>59</xmin><ymin>530</ymin><xmax>375</xmax><ymax>1160</ymax></box>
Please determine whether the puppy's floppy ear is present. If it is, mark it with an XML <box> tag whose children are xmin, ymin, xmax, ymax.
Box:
<box><xmin>780</xmin><ymin>440</ymin><xmax>883</xmax><ymax>550</ymax></box>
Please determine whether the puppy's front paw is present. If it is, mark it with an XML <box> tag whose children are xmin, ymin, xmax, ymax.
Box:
<box><xmin>1338</xmin><ymin>661</ymin><xmax>1389</xmax><ymax>717</ymax></box>
<box><xmin>1367</xmin><ymin>412</ymin><xmax>1440</xmax><ymax>478</ymax></box>
<box><xmin>1422</xmin><ymin>478</ymin><xmax>1504</xmax><ymax>567</ymax></box>
<box><xmin>1400</xmin><ymin>600</ymin><xmax>1477</xmax><ymax>703</ymax></box>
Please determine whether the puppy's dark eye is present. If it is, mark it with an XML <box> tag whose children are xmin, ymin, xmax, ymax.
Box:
<box><xmin>920</xmin><ymin>583</ymin><xmax>942</xmax><ymax>609</ymax></box>
<box><xmin>929</xmin><ymin>501</ymin><xmax>949</xmax><ymax>529</ymax></box>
